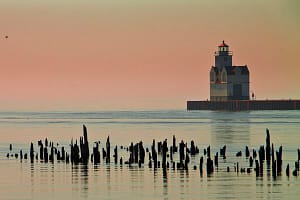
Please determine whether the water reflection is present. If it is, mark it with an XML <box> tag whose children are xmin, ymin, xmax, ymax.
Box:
<box><xmin>1</xmin><ymin>156</ymin><xmax>298</xmax><ymax>200</ymax></box>
<box><xmin>71</xmin><ymin>163</ymin><xmax>89</xmax><ymax>198</ymax></box>
<box><xmin>1</xmin><ymin>110</ymin><xmax>300</xmax><ymax>200</ymax></box>
<box><xmin>210</xmin><ymin>112</ymin><xmax>250</xmax><ymax>145</ymax></box>
<box><xmin>106</xmin><ymin>165</ymin><xmax>111</xmax><ymax>197</ymax></box>
<box><xmin>80</xmin><ymin>164</ymin><xmax>89</xmax><ymax>191</ymax></box>
<box><xmin>162</xmin><ymin>167</ymin><xmax>168</xmax><ymax>199</ymax></box>
<box><xmin>30</xmin><ymin>162</ymin><xmax>34</xmax><ymax>191</ymax></box>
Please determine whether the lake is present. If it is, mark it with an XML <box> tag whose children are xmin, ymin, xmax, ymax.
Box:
<box><xmin>0</xmin><ymin>110</ymin><xmax>299</xmax><ymax>199</ymax></box>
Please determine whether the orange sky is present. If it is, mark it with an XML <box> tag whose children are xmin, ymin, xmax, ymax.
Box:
<box><xmin>0</xmin><ymin>0</ymin><xmax>300</xmax><ymax>111</ymax></box>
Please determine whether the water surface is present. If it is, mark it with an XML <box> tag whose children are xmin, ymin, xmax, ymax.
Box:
<box><xmin>0</xmin><ymin>110</ymin><xmax>299</xmax><ymax>199</ymax></box>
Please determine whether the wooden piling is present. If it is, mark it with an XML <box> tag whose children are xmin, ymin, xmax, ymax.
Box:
<box><xmin>286</xmin><ymin>164</ymin><xmax>290</xmax><ymax>177</ymax></box>
<box><xmin>266</xmin><ymin>129</ymin><xmax>271</xmax><ymax>162</ymax></box>
<box><xmin>276</xmin><ymin>146</ymin><xmax>282</xmax><ymax>174</ymax></box>
<box><xmin>44</xmin><ymin>147</ymin><xmax>48</xmax><ymax>163</ymax></box>
<box><xmin>206</xmin><ymin>157</ymin><xmax>213</xmax><ymax>174</ymax></box>
<box><xmin>214</xmin><ymin>152</ymin><xmax>218</xmax><ymax>167</ymax></box>
<box><xmin>39</xmin><ymin>142</ymin><xmax>44</xmax><ymax>160</ymax></box>
<box><xmin>128</xmin><ymin>142</ymin><xmax>133</xmax><ymax>164</ymax></box>
<box><xmin>57</xmin><ymin>150</ymin><xmax>61</xmax><ymax>160</ymax></box>
<box><xmin>220</xmin><ymin>145</ymin><xmax>226</xmax><ymax>159</ymax></box>
<box><xmin>236</xmin><ymin>151</ymin><xmax>242</xmax><ymax>157</ymax></box>
<box><xmin>162</xmin><ymin>139</ymin><xmax>168</xmax><ymax>168</ymax></box>
<box><xmin>61</xmin><ymin>147</ymin><xmax>65</xmax><ymax>161</ymax></box>
<box><xmin>151</xmin><ymin>139</ymin><xmax>155</xmax><ymax>159</ymax></box>
<box><xmin>200</xmin><ymin>156</ymin><xmax>203</xmax><ymax>175</ymax></box>
<box><xmin>172</xmin><ymin>135</ymin><xmax>177</xmax><ymax>153</ymax></box>
<box><xmin>30</xmin><ymin>142</ymin><xmax>34</xmax><ymax>162</ymax></box>
<box><xmin>102</xmin><ymin>148</ymin><xmax>106</xmax><ymax>159</ymax></box>
<box><xmin>170</xmin><ymin>147</ymin><xmax>173</xmax><ymax>161</ymax></box>
<box><xmin>50</xmin><ymin>146</ymin><xmax>54</xmax><ymax>162</ymax></box>
<box><xmin>179</xmin><ymin>140</ymin><xmax>185</xmax><ymax>165</ymax></box>
<box><xmin>157</xmin><ymin>141</ymin><xmax>162</xmax><ymax>154</ymax></box>
<box><xmin>253</xmin><ymin>149</ymin><xmax>257</xmax><ymax>159</ymax></box>
<box><xmin>271</xmin><ymin>143</ymin><xmax>275</xmax><ymax>165</ymax></box>
<box><xmin>73</xmin><ymin>140</ymin><xmax>80</xmax><ymax>164</ymax></box>
<box><xmin>66</xmin><ymin>153</ymin><xmax>69</xmax><ymax>163</ymax></box>
<box><xmin>93</xmin><ymin>142</ymin><xmax>100</xmax><ymax>164</ymax></box>
<box><xmin>245</xmin><ymin>146</ymin><xmax>250</xmax><ymax>158</ymax></box>
<box><xmin>258</xmin><ymin>145</ymin><xmax>265</xmax><ymax>163</ymax></box>
<box><xmin>114</xmin><ymin>145</ymin><xmax>118</xmax><ymax>164</ymax></box>
<box><xmin>255</xmin><ymin>160</ymin><xmax>259</xmax><ymax>177</ymax></box>
<box><xmin>20</xmin><ymin>150</ymin><xmax>23</xmax><ymax>160</ymax></box>
<box><xmin>190</xmin><ymin>140</ymin><xmax>196</xmax><ymax>156</ymax></box>
<box><xmin>272</xmin><ymin>160</ymin><xmax>277</xmax><ymax>178</ymax></box>
<box><xmin>139</xmin><ymin>141</ymin><xmax>145</xmax><ymax>164</ymax></box>
<box><xmin>185</xmin><ymin>153</ymin><xmax>190</xmax><ymax>170</ymax></box>
<box><xmin>148</xmin><ymin>159</ymin><xmax>152</xmax><ymax>168</ymax></box>
<box><xmin>292</xmin><ymin>169</ymin><xmax>297</xmax><ymax>176</ymax></box>
<box><xmin>258</xmin><ymin>146</ymin><xmax>264</xmax><ymax>175</ymax></box>
<box><xmin>45</xmin><ymin>138</ymin><xmax>48</xmax><ymax>147</ymax></box>
<box><xmin>106</xmin><ymin>136</ymin><xmax>110</xmax><ymax>163</ymax></box>
<box><xmin>207</xmin><ymin>146</ymin><xmax>211</xmax><ymax>158</ymax></box>
<box><xmin>249</xmin><ymin>156</ymin><xmax>253</xmax><ymax>167</ymax></box>
<box><xmin>80</xmin><ymin>125</ymin><xmax>90</xmax><ymax>163</ymax></box>
<box><xmin>153</xmin><ymin>149</ymin><xmax>158</xmax><ymax>169</ymax></box>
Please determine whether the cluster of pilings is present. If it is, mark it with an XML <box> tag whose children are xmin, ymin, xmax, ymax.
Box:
<box><xmin>5</xmin><ymin>125</ymin><xmax>300</xmax><ymax>178</ymax></box>
<box><xmin>252</xmin><ymin>129</ymin><xmax>284</xmax><ymax>178</ymax></box>
<box><xmin>7</xmin><ymin>138</ymin><xmax>70</xmax><ymax>163</ymax></box>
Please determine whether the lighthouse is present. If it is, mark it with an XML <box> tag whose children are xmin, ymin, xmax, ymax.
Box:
<box><xmin>187</xmin><ymin>41</ymin><xmax>300</xmax><ymax>110</ymax></box>
<box><xmin>210</xmin><ymin>41</ymin><xmax>249</xmax><ymax>101</ymax></box>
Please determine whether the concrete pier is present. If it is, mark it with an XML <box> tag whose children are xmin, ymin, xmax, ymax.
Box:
<box><xmin>187</xmin><ymin>100</ymin><xmax>300</xmax><ymax>111</ymax></box>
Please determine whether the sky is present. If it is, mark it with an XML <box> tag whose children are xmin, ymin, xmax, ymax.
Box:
<box><xmin>0</xmin><ymin>0</ymin><xmax>300</xmax><ymax>111</ymax></box>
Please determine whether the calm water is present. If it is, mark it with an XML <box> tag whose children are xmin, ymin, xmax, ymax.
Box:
<box><xmin>0</xmin><ymin>110</ymin><xmax>299</xmax><ymax>199</ymax></box>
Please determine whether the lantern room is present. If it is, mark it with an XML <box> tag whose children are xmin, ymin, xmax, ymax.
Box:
<box><xmin>218</xmin><ymin>40</ymin><xmax>229</xmax><ymax>52</ymax></box>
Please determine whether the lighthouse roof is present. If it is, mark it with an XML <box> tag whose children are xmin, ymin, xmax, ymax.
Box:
<box><xmin>218</xmin><ymin>40</ymin><xmax>229</xmax><ymax>47</ymax></box>
<box><xmin>224</xmin><ymin>65</ymin><xmax>249</xmax><ymax>75</ymax></box>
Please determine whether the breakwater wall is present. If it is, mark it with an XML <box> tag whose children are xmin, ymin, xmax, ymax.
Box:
<box><xmin>187</xmin><ymin>100</ymin><xmax>300</xmax><ymax>111</ymax></box>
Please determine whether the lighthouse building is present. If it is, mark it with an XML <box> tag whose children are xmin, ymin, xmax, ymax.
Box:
<box><xmin>210</xmin><ymin>41</ymin><xmax>249</xmax><ymax>101</ymax></box>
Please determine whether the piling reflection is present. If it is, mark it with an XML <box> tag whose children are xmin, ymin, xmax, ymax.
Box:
<box><xmin>71</xmin><ymin>163</ymin><xmax>89</xmax><ymax>198</ymax></box>
<box><xmin>81</xmin><ymin>164</ymin><xmax>89</xmax><ymax>189</ymax></box>
<box><xmin>162</xmin><ymin>167</ymin><xmax>168</xmax><ymax>199</ymax></box>
<box><xmin>30</xmin><ymin>162</ymin><xmax>34</xmax><ymax>189</ymax></box>
<box><xmin>153</xmin><ymin>168</ymin><xmax>158</xmax><ymax>189</ymax></box>
<box><xmin>106</xmin><ymin>165</ymin><xmax>111</xmax><ymax>193</ymax></box>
